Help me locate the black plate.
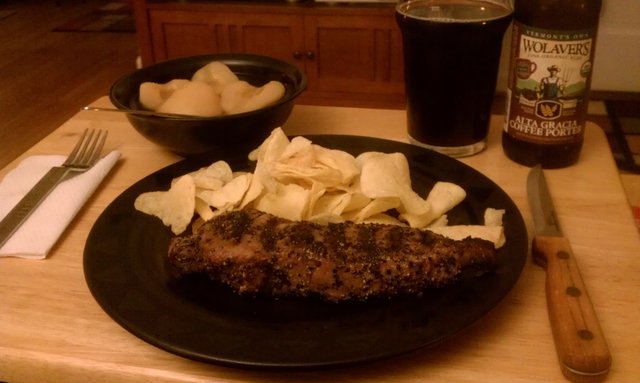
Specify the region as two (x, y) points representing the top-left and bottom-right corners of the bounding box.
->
(84, 135), (527, 370)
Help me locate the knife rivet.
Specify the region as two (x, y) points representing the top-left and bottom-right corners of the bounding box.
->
(566, 286), (581, 297)
(557, 251), (570, 260)
(578, 329), (594, 340)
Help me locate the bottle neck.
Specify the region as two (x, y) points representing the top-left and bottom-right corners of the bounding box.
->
(514, 0), (602, 30)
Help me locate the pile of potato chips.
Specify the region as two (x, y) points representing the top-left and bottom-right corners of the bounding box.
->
(135, 128), (505, 248)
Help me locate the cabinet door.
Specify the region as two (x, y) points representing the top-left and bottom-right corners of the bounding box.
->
(149, 10), (304, 65)
(303, 13), (404, 105)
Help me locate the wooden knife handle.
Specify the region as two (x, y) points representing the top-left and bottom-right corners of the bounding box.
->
(533, 236), (612, 382)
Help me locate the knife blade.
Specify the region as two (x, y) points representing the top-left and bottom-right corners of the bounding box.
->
(527, 165), (611, 382)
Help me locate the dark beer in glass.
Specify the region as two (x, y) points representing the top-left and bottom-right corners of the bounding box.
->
(396, 0), (513, 157)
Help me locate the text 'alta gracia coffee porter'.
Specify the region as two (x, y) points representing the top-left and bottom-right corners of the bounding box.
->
(502, 0), (602, 168)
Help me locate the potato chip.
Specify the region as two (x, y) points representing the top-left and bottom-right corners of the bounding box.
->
(278, 135), (314, 165)
(239, 175), (264, 209)
(248, 127), (290, 163)
(248, 128), (291, 194)
(134, 175), (195, 234)
(197, 173), (251, 211)
(399, 211), (436, 229)
(272, 161), (347, 189)
(425, 182), (467, 217)
(307, 181), (329, 218)
(341, 190), (371, 214)
(267, 137), (355, 189)
(192, 160), (233, 183)
(484, 208), (505, 227)
(426, 214), (449, 228)
(350, 197), (400, 223)
(312, 192), (351, 217)
(356, 151), (412, 186)
(313, 145), (359, 187)
(395, 181), (465, 229)
(187, 160), (233, 190)
(194, 197), (215, 221)
(358, 152), (432, 223)
(253, 182), (310, 221)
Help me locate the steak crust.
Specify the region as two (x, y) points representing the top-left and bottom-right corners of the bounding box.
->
(168, 209), (497, 301)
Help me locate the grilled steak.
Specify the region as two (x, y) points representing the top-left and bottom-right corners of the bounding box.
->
(168, 209), (497, 301)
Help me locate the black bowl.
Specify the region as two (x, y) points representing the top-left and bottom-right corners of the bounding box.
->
(110, 53), (306, 157)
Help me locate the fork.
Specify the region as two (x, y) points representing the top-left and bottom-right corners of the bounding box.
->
(0, 129), (108, 248)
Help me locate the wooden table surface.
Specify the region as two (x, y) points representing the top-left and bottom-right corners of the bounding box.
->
(1, 96), (639, 382)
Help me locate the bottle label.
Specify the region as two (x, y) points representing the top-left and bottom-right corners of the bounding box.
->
(504, 22), (597, 145)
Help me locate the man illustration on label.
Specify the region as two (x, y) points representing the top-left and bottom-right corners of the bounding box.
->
(539, 65), (564, 100)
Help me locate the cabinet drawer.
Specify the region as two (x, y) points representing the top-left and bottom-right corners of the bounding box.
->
(150, 10), (304, 64)
(304, 14), (403, 96)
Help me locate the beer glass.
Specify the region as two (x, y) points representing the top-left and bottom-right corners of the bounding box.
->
(396, 0), (513, 157)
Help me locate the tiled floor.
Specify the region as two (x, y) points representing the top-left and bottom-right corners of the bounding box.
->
(590, 99), (640, 173)
(589, 98), (640, 230)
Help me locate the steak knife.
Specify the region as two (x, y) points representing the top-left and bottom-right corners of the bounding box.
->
(527, 165), (611, 382)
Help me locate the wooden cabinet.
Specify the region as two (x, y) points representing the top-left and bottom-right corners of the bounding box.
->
(303, 13), (404, 107)
(133, 1), (405, 108)
(147, 8), (304, 65)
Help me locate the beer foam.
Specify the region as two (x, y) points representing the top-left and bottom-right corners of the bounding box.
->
(398, 1), (511, 23)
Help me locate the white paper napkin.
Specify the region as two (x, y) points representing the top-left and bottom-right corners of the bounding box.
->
(0, 150), (121, 259)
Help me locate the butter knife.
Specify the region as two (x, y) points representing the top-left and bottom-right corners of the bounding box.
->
(527, 165), (611, 382)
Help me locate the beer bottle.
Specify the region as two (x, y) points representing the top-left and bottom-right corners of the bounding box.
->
(502, 0), (602, 168)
